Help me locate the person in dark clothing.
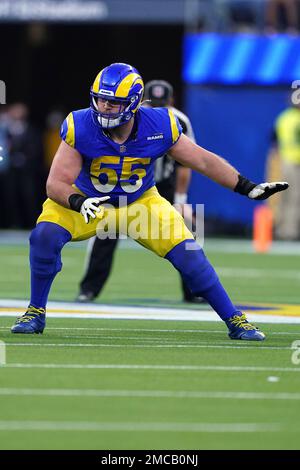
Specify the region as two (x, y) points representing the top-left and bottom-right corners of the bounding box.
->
(6, 103), (43, 228)
(0, 108), (11, 228)
(76, 80), (202, 303)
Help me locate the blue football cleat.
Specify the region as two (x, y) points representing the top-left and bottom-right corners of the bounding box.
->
(11, 306), (46, 334)
(225, 312), (265, 341)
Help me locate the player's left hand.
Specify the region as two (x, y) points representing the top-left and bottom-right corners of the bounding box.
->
(247, 182), (289, 200)
(234, 175), (289, 200)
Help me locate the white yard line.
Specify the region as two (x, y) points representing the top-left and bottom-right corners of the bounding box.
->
(1, 299), (300, 324)
(0, 388), (299, 400)
(58, 335), (300, 346)
(1, 326), (298, 336)
(2, 363), (300, 372)
(0, 420), (281, 433)
(59, 335), (241, 343)
(3, 342), (292, 350)
(60, 335), (200, 341)
(1, 311), (299, 323)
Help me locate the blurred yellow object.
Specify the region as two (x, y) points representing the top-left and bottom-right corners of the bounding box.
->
(253, 205), (273, 253)
(44, 128), (61, 169)
(265, 147), (282, 223)
(276, 108), (300, 165)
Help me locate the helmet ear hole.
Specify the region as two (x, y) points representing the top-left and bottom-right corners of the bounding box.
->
(92, 96), (98, 110)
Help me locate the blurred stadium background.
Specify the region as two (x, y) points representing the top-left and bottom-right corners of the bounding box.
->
(1, 0), (300, 451)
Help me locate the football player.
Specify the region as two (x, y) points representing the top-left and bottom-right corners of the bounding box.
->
(76, 79), (203, 304)
(11, 63), (289, 340)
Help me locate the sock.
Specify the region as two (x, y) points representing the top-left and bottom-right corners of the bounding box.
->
(165, 239), (239, 320)
(29, 222), (71, 310)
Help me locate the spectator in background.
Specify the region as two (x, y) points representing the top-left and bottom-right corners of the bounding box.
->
(6, 103), (43, 228)
(265, 0), (298, 34)
(0, 107), (9, 172)
(269, 99), (300, 240)
(0, 107), (11, 227)
(228, 0), (257, 32)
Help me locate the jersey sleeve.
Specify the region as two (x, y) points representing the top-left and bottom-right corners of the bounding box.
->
(60, 112), (75, 148)
(167, 108), (182, 146)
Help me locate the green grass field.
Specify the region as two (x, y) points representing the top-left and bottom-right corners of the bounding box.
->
(2, 239), (300, 305)
(0, 238), (300, 449)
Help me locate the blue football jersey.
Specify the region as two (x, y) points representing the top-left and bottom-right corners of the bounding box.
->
(60, 106), (182, 206)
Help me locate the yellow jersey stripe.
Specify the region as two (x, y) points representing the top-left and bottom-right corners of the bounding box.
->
(168, 109), (180, 143)
(115, 73), (143, 97)
(66, 113), (75, 148)
(92, 70), (103, 93)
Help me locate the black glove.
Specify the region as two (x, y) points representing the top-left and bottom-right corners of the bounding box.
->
(69, 194), (110, 223)
(234, 174), (289, 200)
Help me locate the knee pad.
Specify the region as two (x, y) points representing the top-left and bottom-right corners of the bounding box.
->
(30, 222), (71, 277)
(165, 239), (218, 294)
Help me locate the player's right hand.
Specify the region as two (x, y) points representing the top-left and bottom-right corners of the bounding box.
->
(68, 193), (110, 223)
(80, 197), (110, 223)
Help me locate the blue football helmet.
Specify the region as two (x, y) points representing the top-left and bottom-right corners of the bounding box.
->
(90, 63), (144, 129)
